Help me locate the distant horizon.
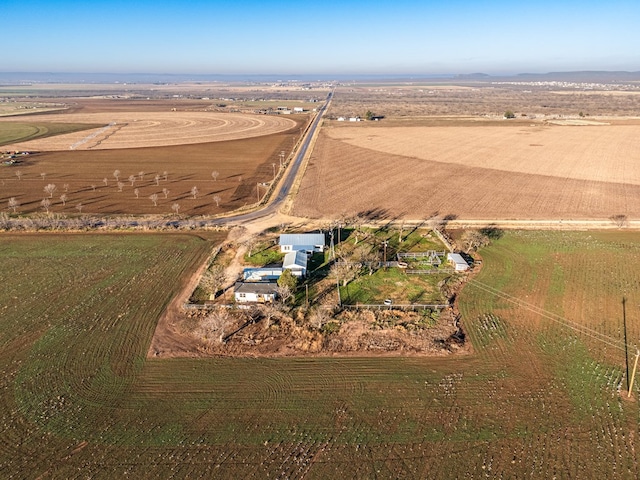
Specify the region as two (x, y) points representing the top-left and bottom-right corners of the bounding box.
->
(2, 70), (640, 84)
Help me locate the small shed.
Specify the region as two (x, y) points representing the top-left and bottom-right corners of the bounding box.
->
(279, 233), (325, 253)
(447, 253), (470, 271)
(283, 250), (308, 277)
(234, 282), (278, 303)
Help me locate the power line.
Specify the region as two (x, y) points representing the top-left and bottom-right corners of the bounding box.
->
(467, 278), (627, 352)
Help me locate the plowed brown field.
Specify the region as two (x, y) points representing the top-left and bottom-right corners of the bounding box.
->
(293, 121), (640, 220)
(0, 111), (295, 151)
(0, 101), (306, 215)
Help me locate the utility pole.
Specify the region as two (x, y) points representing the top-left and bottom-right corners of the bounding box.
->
(629, 350), (640, 397)
(256, 183), (260, 203)
(382, 240), (388, 266)
(623, 296), (630, 391)
(272, 162), (276, 180)
(280, 151), (285, 167)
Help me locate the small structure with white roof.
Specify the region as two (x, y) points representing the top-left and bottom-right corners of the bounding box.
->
(283, 250), (308, 277)
(279, 233), (325, 254)
(447, 253), (470, 271)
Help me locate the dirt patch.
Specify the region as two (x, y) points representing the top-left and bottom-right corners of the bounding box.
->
(176, 306), (469, 358)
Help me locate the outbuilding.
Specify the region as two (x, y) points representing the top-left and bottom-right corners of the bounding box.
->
(283, 250), (308, 277)
(447, 253), (470, 271)
(279, 233), (325, 253)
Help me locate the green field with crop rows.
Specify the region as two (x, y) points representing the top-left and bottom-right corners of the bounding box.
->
(2, 231), (640, 478)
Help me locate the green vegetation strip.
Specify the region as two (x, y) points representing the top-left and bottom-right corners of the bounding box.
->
(0, 122), (104, 146)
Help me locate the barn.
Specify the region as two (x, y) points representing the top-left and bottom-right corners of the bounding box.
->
(279, 233), (325, 253)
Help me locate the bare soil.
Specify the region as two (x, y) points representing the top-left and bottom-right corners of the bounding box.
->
(292, 122), (640, 221)
(0, 99), (308, 216)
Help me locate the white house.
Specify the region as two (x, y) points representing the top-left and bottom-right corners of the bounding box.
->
(349, 117), (361, 122)
(447, 253), (470, 271)
(283, 250), (308, 277)
(279, 233), (325, 253)
(293, 107), (304, 112)
(337, 117), (345, 121)
(234, 282), (278, 303)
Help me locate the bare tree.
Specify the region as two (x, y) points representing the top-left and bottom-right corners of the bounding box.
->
(134, 188), (139, 199)
(610, 214), (628, 228)
(15, 170), (22, 181)
(162, 188), (169, 199)
(171, 202), (180, 215)
(163, 170), (168, 181)
(8, 197), (19, 213)
(44, 183), (56, 198)
(41, 198), (51, 213)
(155, 174), (160, 186)
(350, 215), (365, 244)
(244, 237), (257, 257)
(213, 195), (221, 207)
(63, 183), (69, 192)
(276, 284), (293, 305)
(128, 174), (136, 186)
(138, 171), (145, 181)
(113, 169), (121, 182)
(330, 261), (356, 287)
(149, 193), (159, 207)
(460, 230), (490, 253)
(40, 172), (46, 181)
(103, 177), (108, 186)
(201, 265), (226, 299)
(191, 186), (198, 199)
(59, 193), (68, 206)
(195, 308), (230, 344)
(259, 304), (279, 329)
(309, 308), (331, 330)
(211, 170), (219, 182)
(76, 203), (83, 213)
(117, 181), (124, 192)
(91, 184), (96, 191)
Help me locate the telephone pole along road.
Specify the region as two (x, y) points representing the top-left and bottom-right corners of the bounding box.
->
(211, 90), (333, 226)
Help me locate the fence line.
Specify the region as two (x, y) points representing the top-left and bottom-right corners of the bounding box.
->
(397, 251), (446, 258)
(342, 303), (449, 311)
(406, 268), (455, 275)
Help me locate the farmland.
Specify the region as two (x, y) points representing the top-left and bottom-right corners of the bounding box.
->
(3, 231), (640, 477)
(0, 122), (101, 146)
(0, 100), (308, 216)
(293, 119), (640, 220)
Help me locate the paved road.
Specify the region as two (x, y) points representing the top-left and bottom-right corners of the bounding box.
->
(211, 90), (333, 225)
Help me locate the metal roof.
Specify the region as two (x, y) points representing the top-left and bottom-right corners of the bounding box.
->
(278, 233), (325, 246)
(234, 282), (278, 294)
(283, 250), (308, 269)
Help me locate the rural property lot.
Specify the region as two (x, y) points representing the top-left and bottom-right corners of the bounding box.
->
(293, 120), (640, 220)
(3, 231), (640, 477)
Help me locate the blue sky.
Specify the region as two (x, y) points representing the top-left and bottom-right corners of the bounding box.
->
(2, 0), (639, 75)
